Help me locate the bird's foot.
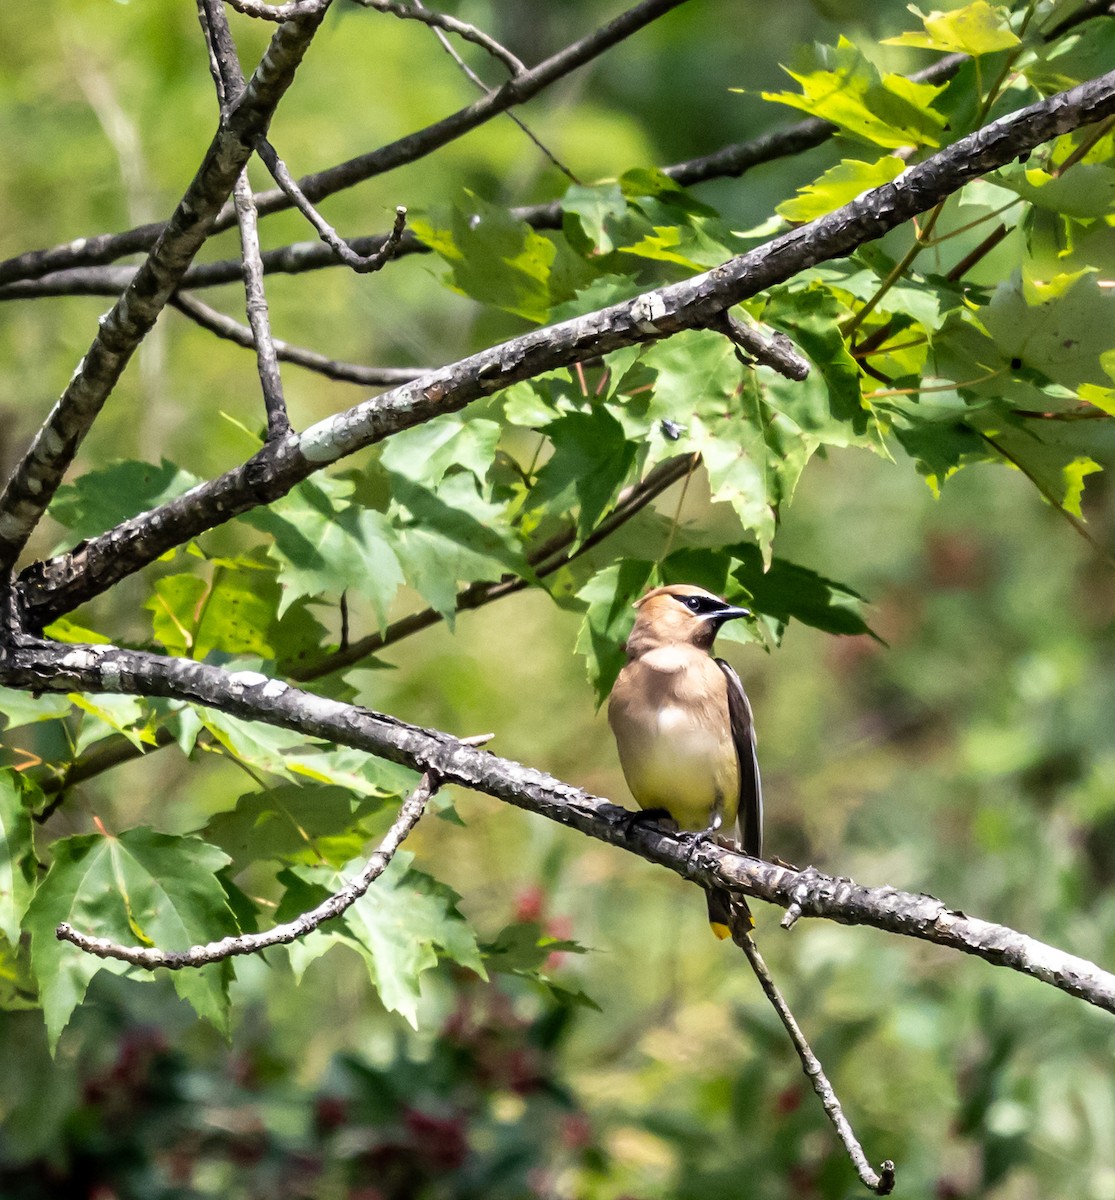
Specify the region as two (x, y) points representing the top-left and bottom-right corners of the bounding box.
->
(617, 806), (678, 838)
(677, 817), (723, 867)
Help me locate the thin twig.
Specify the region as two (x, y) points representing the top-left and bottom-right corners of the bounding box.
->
(734, 928), (896, 1195)
(977, 429), (1115, 568)
(354, 0), (525, 74)
(200, 0), (291, 436)
(1053, 112), (1115, 175)
(945, 222), (1010, 281)
(171, 292), (427, 386)
(232, 170), (290, 436)
(56, 771), (438, 968)
(256, 136), (409, 273)
(406, 0), (580, 183)
(224, 0), (331, 20)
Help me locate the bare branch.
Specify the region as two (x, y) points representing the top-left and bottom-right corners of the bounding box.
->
(711, 310), (810, 381)
(56, 772), (436, 968)
(736, 930), (895, 1194)
(0, 0), (689, 293)
(224, 0), (331, 20)
(403, 0), (579, 183)
(0, 55), (970, 302)
(256, 135), (410, 274)
(354, 0), (526, 75)
(0, 8), (329, 570)
(232, 170), (291, 436)
(198, 0), (292, 436)
(218, 0), (694, 222)
(171, 292), (427, 386)
(18, 65), (1115, 627)
(3, 639), (1114, 1016)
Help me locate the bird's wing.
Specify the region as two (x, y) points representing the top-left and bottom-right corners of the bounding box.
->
(715, 658), (762, 858)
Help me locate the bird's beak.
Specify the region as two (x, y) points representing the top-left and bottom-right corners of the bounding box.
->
(713, 604), (751, 622)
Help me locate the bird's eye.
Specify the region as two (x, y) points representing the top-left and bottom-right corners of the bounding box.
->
(685, 597), (703, 612)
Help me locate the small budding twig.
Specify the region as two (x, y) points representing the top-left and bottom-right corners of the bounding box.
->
(56, 770), (443, 969)
(733, 921), (896, 1195)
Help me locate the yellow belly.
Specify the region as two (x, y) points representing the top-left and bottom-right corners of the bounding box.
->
(617, 704), (739, 831)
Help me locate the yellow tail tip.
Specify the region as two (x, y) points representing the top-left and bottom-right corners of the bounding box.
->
(709, 921), (732, 940)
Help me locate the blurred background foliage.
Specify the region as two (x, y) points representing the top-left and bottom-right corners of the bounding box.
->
(3, 0), (1115, 1198)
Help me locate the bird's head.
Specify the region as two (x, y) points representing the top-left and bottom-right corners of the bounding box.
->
(626, 584), (751, 654)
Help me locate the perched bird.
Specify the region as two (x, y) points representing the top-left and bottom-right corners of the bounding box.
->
(607, 584), (762, 938)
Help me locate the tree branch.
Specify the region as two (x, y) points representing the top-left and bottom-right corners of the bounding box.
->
(256, 133), (410, 274)
(170, 291), (428, 386)
(736, 930), (895, 1195)
(199, 0), (292, 438)
(2, 638), (1113, 1016)
(355, 0), (526, 76)
(0, 0), (692, 293)
(0, 7), (329, 570)
(18, 66), (1115, 627)
(223, 0), (331, 20)
(56, 771), (437, 967)
(710, 310), (810, 381)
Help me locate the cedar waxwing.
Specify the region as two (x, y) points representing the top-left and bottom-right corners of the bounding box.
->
(607, 584), (762, 938)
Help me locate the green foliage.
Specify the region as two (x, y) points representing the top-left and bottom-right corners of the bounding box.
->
(884, 2), (1021, 57)
(276, 853), (484, 1029)
(760, 37), (950, 148)
(0, 772), (36, 945)
(25, 828), (237, 1048)
(48, 458), (199, 545)
(5, 0), (1115, 1195)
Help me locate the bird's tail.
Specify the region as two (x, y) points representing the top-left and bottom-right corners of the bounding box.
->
(705, 886), (753, 940)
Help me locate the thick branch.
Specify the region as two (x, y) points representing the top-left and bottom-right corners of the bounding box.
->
(2, 639), (1113, 1015)
(0, 8), (329, 570)
(19, 67), (1115, 627)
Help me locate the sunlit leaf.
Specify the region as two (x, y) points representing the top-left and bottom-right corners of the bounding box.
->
(761, 37), (948, 149)
(243, 478), (405, 628)
(778, 155), (906, 223)
(26, 829), (237, 1048)
(276, 852), (484, 1028)
(884, 3), (1020, 56)
(0, 770), (37, 944)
